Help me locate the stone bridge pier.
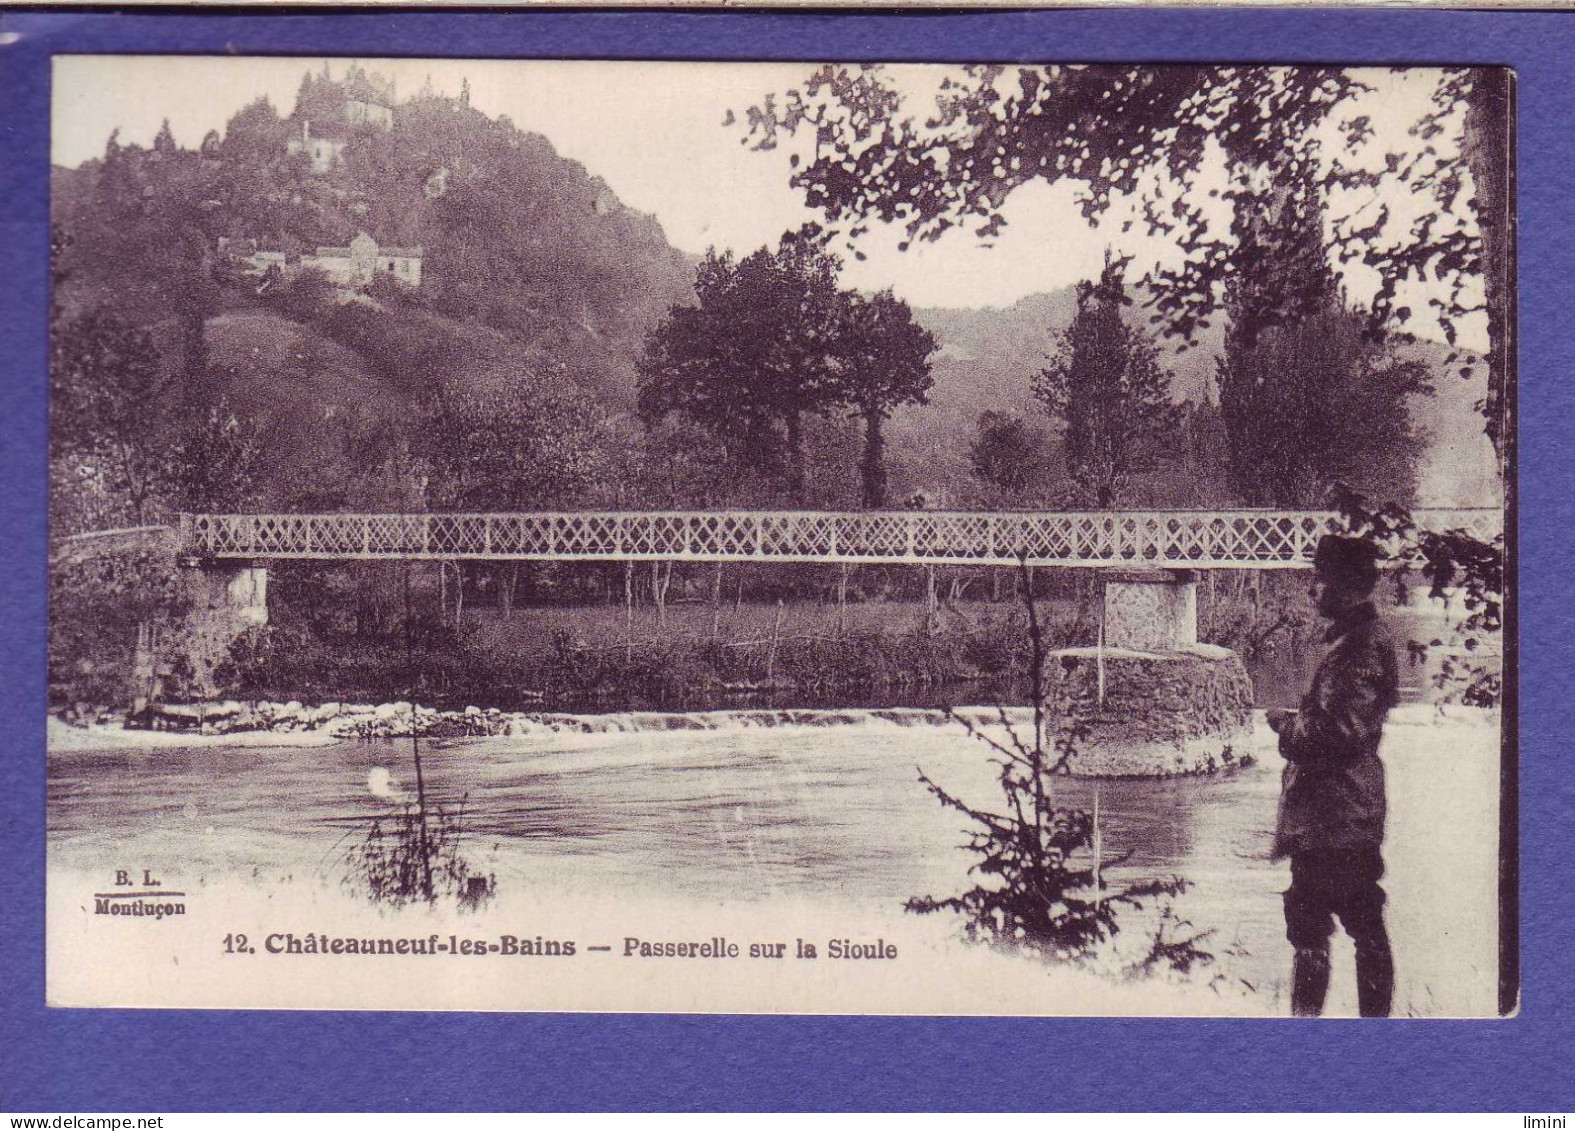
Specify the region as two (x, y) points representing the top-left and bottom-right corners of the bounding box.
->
(1048, 569), (1255, 777)
(171, 557), (269, 696)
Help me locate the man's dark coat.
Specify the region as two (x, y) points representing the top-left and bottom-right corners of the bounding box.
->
(1273, 602), (1400, 858)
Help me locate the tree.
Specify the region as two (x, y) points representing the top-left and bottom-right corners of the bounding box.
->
(968, 411), (1047, 497)
(69, 126), (223, 385)
(50, 309), (173, 524)
(293, 68), (349, 128)
(1330, 485), (1503, 711)
(167, 398), (265, 512)
(412, 367), (612, 511)
(1218, 176), (1432, 506)
(1174, 399), (1233, 507)
(411, 367), (615, 621)
(1378, 68), (1512, 462)
(49, 547), (192, 713)
(1219, 307), (1431, 507)
(269, 265), (337, 323)
(743, 66), (1505, 441)
(51, 307), (263, 524)
(827, 289), (936, 508)
(153, 118), (178, 156)
(620, 417), (735, 509)
(1460, 71), (1513, 463)
(221, 97), (287, 159)
(1034, 257), (1181, 508)
(637, 234), (844, 491)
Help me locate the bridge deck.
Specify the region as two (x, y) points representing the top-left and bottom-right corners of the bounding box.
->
(52, 524), (179, 565)
(178, 509), (1502, 570)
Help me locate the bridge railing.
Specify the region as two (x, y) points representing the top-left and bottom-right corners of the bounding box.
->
(179, 508), (1503, 569)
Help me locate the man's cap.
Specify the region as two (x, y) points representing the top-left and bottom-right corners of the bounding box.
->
(1312, 534), (1383, 588)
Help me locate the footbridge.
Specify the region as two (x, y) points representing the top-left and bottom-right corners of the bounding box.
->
(174, 508), (1501, 570)
(58, 507), (1502, 700)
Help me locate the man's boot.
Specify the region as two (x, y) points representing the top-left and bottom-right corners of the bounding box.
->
(1291, 947), (1330, 1017)
(1355, 936), (1395, 1018)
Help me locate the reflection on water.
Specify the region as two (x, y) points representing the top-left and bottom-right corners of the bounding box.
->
(1247, 604), (1476, 708)
(506, 605), (1469, 715)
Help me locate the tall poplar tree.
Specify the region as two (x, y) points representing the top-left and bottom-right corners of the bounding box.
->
(1034, 256), (1180, 509)
(1217, 176), (1431, 506)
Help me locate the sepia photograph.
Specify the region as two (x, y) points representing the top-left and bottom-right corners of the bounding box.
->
(44, 55), (1511, 1018)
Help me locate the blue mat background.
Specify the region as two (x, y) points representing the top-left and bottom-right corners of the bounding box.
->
(0, 8), (1565, 1112)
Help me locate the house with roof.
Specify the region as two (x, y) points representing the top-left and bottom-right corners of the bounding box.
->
(221, 231), (421, 290)
(286, 68), (396, 174)
(301, 232), (423, 287)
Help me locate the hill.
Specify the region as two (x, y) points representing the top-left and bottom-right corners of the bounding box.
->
(893, 290), (1224, 506)
(51, 65), (695, 413)
(48, 65), (711, 513)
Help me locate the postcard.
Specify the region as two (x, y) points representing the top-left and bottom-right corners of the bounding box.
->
(45, 55), (1512, 1017)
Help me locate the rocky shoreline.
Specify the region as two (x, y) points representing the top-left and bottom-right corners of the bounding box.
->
(48, 695), (1275, 779)
(111, 698), (1049, 741)
(127, 698), (536, 740)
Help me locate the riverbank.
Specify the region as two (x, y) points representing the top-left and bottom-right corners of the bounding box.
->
(53, 574), (1336, 719)
(226, 603), (1069, 716)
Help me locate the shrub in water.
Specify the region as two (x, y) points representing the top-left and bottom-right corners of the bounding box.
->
(343, 797), (496, 911)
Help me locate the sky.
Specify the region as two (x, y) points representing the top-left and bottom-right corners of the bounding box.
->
(52, 56), (1476, 327)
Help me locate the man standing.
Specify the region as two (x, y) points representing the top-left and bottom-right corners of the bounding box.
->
(1267, 534), (1401, 1018)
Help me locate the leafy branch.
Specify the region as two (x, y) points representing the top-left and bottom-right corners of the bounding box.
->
(1329, 483), (1504, 708)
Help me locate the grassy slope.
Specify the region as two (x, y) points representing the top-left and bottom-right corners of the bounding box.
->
(204, 308), (399, 509)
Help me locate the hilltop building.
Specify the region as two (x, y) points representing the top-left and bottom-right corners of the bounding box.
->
(287, 67), (397, 174)
(343, 69), (396, 130)
(219, 237), (289, 277)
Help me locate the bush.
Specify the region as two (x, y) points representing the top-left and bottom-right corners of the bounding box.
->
(1330, 484), (1504, 708)
(268, 266), (337, 323)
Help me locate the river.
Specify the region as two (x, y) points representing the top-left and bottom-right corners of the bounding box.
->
(47, 692), (1501, 1016)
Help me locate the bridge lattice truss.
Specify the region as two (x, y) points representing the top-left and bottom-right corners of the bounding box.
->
(179, 509), (1503, 570)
